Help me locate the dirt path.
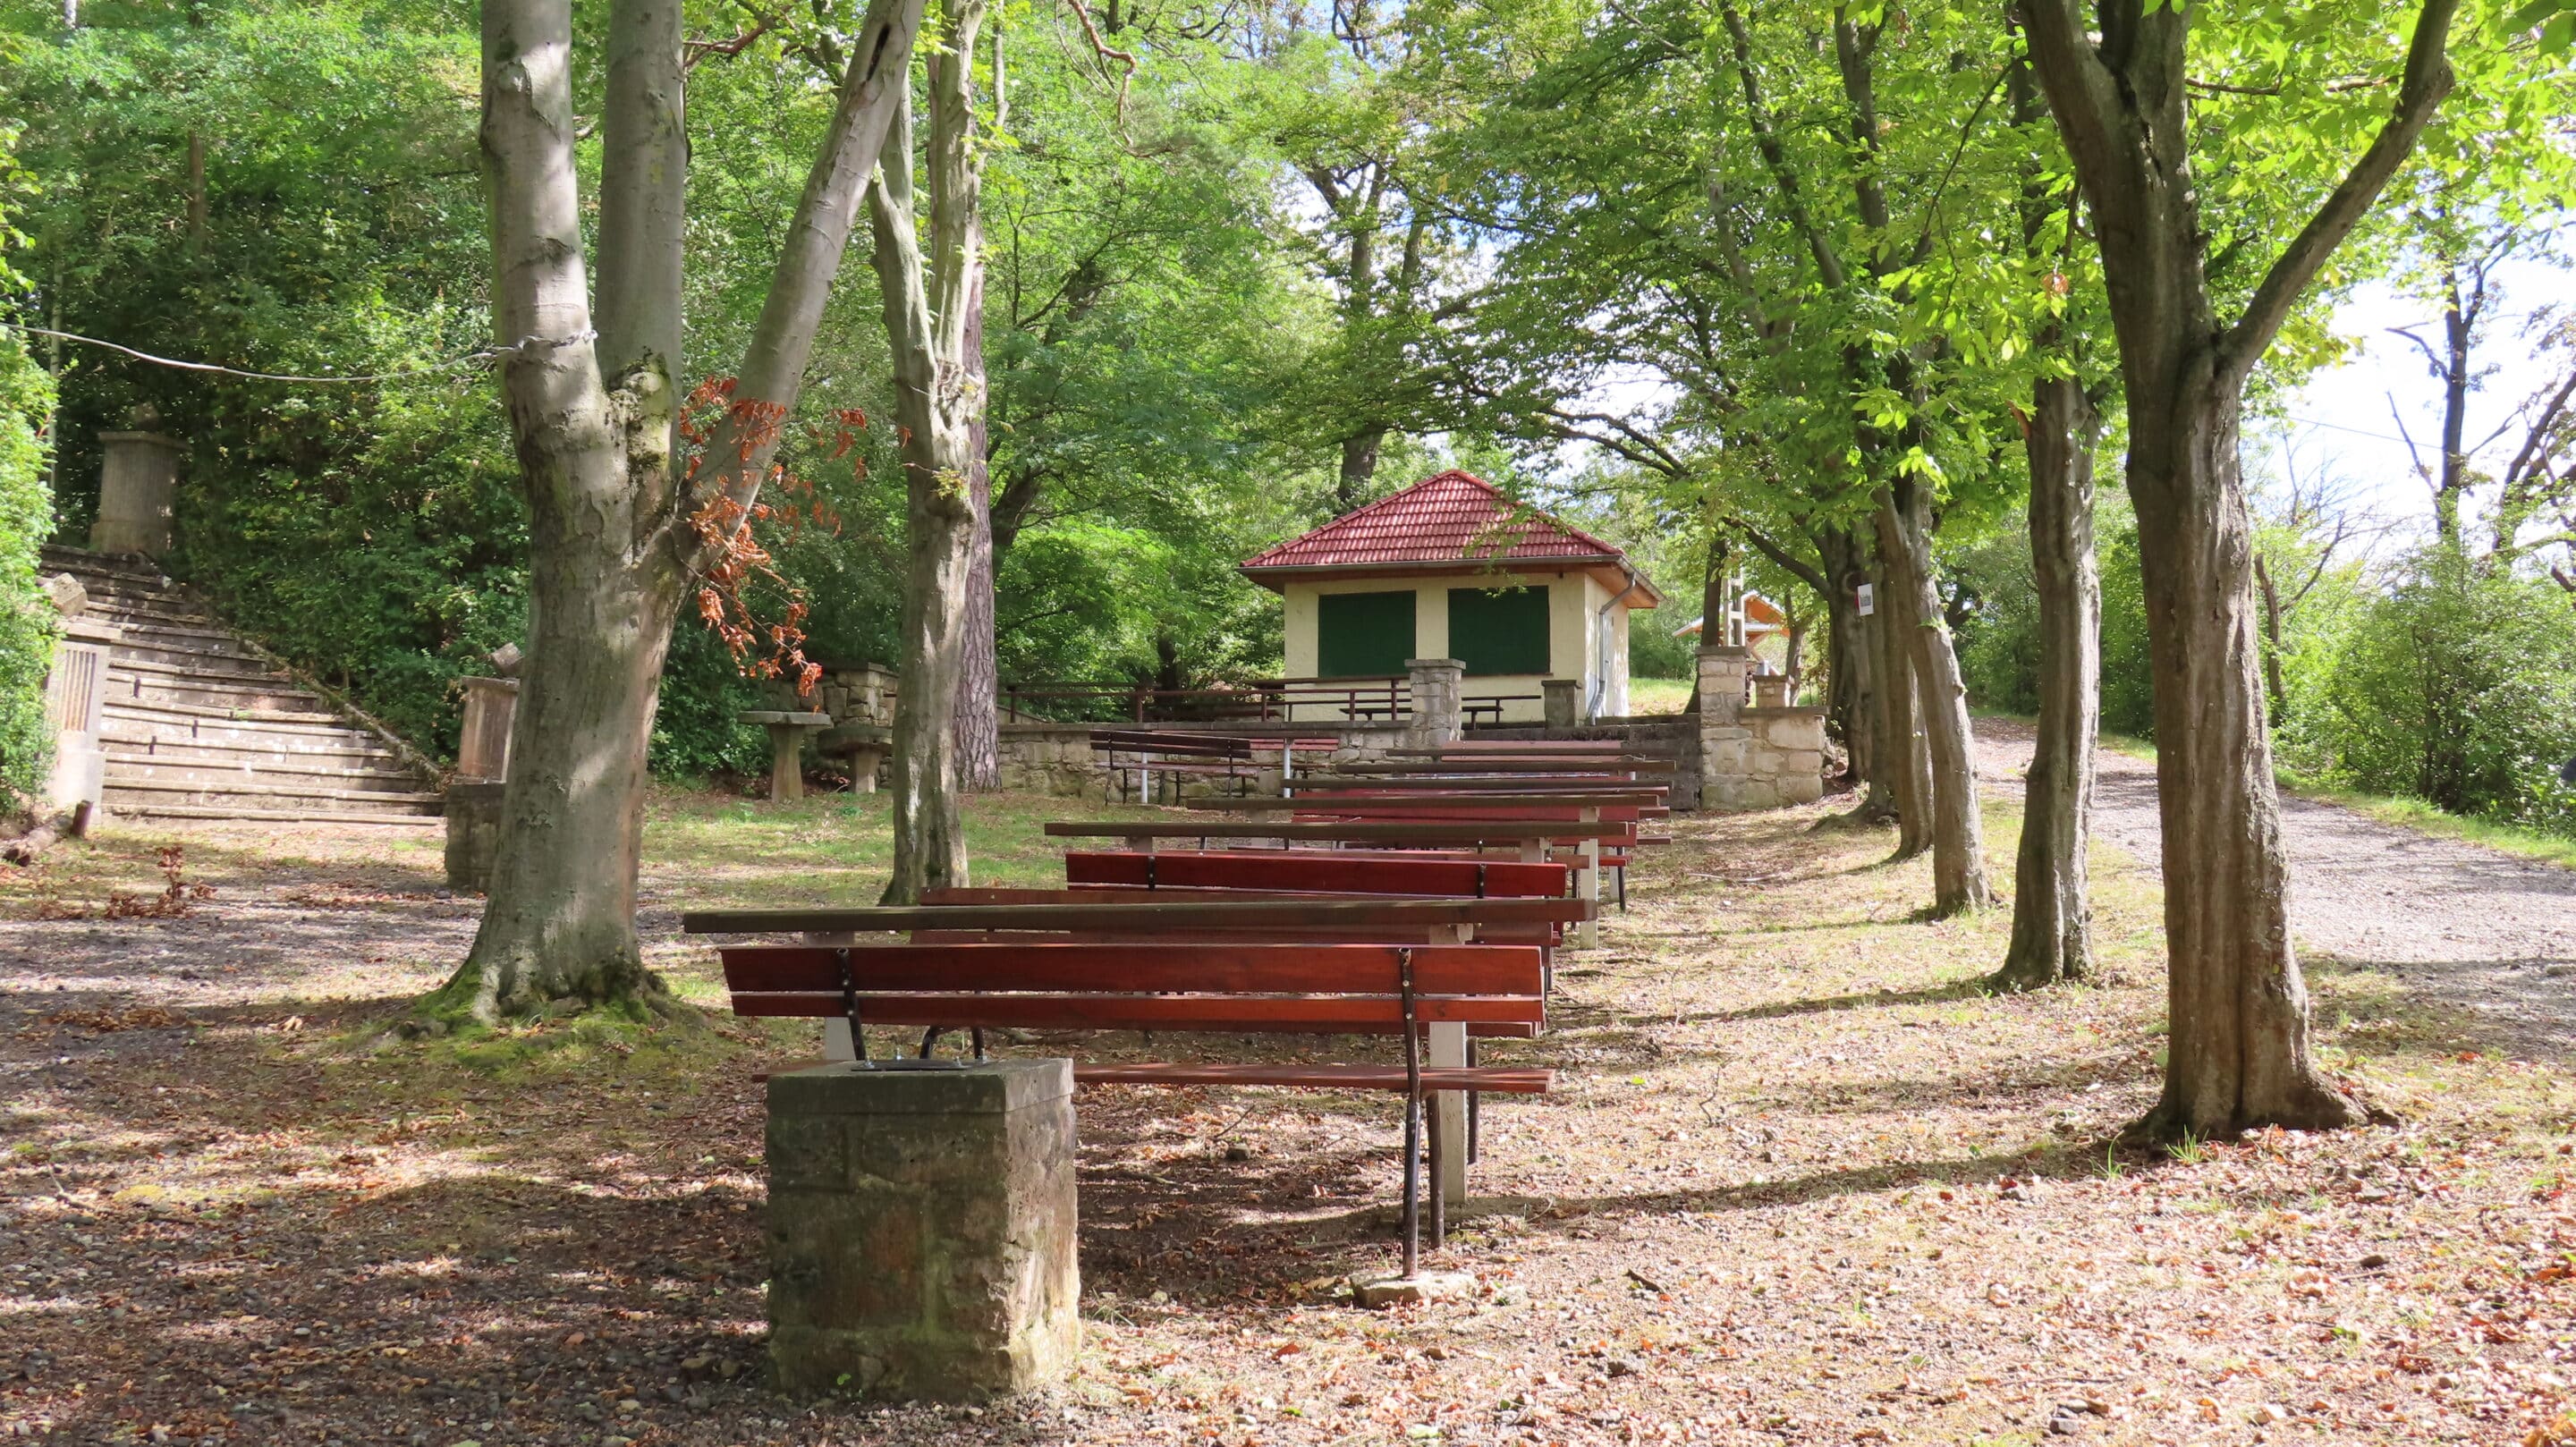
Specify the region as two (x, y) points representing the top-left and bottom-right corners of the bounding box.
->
(1978, 717), (2576, 1057)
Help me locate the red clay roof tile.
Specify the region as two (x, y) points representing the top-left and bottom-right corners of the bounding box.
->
(1240, 471), (1631, 574)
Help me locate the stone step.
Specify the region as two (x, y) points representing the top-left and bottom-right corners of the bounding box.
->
(78, 597), (228, 632)
(106, 633), (274, 674)
(102, 732), (407, 769)
(100, 670), (332, 715)
(108, 802), (446, 827)
(102, 701), (386, 753)
(102, 753), (426, 791)
(102, 777), (445, 815)
(38, 547), (179, 591)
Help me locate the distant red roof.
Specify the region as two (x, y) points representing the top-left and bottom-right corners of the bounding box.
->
(1241, 471), (1659, 602)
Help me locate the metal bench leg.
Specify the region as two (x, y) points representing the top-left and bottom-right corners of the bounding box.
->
(1398, 949), (1422, 1277)
(805, 930), (860, 1063)
(1617, 864), (1628, 913)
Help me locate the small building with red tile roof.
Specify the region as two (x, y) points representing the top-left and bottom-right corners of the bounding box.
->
(1239, 470), (1663, 722)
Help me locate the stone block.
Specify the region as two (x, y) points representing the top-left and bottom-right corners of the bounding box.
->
(443, 781), (508, 893)
(1758, 708), (1828, 753)
(765, 1061), (1079, 1401)
(91, 430), (182, 557)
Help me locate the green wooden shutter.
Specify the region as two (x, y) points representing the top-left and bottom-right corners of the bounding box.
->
(1316, 590), (1417, 677)
(1448, 585), (1551, 676)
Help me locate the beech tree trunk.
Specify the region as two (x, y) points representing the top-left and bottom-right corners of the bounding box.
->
(874, 0), (993, 901)
(444, 0), (922, 1020)
(2023, 0), (2460, 1135)
(953, 221), (1000, 792)
(1877, 478), (1991, 912)
(1335, 426), (1388, 513)
(1996, 370), (2103, 989)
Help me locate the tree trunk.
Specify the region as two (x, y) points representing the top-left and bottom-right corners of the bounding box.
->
(2253, 550), (2289, 722)
(1996, 371), (2102, 989)
(2128, 374), (2360, 1134)
(2021, 0), (2458, 1136)
(1869, 507), (1931, 853)
(1335, 426), (1388, 513)
(874, 0), (992, 901)
(1818, 526), (1880, 797)
(1877, 478), (1992, 912)
(444, 0), (923, 1020)
(443, 0), (676, 1020)
(953, 258), (1000, 790)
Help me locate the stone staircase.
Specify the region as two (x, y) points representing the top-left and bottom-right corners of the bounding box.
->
(39, 546), (445, 825)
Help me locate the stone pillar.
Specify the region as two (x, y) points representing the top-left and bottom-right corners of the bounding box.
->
(42, 580), (115, 826)
(766, 1061), (1080, 1400)
(1750, 673), (1794, 709)
(1405, 658), (1464, 746)
(453, 678), (519, 782)
(90, 430), (183, 558)
(1541, 677), (1580, 731)
(443, 780), (508, 893)
(1697, 646), (1753, 809)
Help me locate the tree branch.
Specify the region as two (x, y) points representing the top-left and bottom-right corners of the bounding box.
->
(2219, 0), (2463, 382)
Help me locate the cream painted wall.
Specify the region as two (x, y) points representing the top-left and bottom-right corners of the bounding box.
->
(1277, 569), (1639, 724)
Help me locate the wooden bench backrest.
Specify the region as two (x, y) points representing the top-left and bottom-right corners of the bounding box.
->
(1090, 729), (1255, 760)
(719, 942), (1546, 1035)
(1063, 849), (1569, 897)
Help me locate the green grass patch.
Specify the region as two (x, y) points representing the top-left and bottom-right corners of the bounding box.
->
(2274, 772), (2576, 871)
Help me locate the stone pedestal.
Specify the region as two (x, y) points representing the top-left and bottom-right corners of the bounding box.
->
(454, 677), (519, 782)
(1541, 677), (1580, 730)
(1751, 673), (1795, 709)
(766, 1061), (1080, 1400)
(90, 431), (182, 557)
(42, 617), (117, 825)
(444, 780), (508, 893)
(741, 710), (833, 801)
(1406, 658), (1464, 747)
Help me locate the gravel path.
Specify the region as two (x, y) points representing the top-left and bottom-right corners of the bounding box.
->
(1977, 717), (2576, 1058)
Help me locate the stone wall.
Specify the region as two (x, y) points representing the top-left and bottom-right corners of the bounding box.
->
(997, 720), (1428, 800)
(1696, 645), (1826, 811)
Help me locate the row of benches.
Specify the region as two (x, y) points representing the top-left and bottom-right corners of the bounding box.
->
(689, 739), (1678, 1275)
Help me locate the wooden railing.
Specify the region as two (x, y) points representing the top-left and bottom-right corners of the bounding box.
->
(1002, 675), (1410, 725)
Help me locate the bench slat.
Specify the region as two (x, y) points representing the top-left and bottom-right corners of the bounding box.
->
(719, 942), (1545, 996)
(723, 990), (1543, 1032)
(1074, 1062), (1552, 1093)
(1062, 850), (1569, 897)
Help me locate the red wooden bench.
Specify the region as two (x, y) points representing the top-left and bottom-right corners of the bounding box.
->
(696, 927), (1550, 1269)
(1089, 729), (1260, 800)
(1063, 848), (1570, 899)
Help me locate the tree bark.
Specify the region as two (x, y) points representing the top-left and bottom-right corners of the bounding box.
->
(874, 0), (993, 901)
(2021, 0), (2461, 1135)
(1818, 525), (1881, 799)
(2253, 550), (2290, 722)
(1996, 370), (2102, 988)
(445, 0), (923, 1020)
(1335, 425), (1388, 513)
(951, 167), (998, 790)
(446, 0), (678, 1019)
(1871, 534), (1930, 854)
(1877, 478), (1991, 911)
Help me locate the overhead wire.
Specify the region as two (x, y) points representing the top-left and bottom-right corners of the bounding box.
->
(0, 320), (594, 385)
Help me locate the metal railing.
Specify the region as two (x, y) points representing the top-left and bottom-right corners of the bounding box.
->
(1001, 675), (1411, 725)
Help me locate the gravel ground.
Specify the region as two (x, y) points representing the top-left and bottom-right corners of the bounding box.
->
(1977, 717), (2576, 1058)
